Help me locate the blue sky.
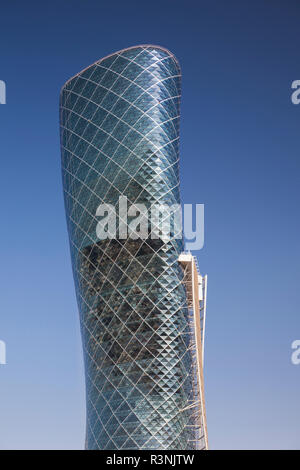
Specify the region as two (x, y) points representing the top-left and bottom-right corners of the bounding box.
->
(0, 0), (299, 449)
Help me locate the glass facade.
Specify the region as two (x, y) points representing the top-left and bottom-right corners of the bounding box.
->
(60, 45), (206, 450)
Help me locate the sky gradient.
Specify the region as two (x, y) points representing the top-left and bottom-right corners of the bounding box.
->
(0, 0), (299, 449)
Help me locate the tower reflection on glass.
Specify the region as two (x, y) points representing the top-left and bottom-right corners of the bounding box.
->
(60, 45), (208, 450)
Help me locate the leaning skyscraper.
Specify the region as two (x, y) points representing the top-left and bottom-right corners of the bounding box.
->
(60, 45), (208, 450)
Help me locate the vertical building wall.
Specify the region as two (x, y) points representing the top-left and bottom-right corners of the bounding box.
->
(60, 45), (198, 450)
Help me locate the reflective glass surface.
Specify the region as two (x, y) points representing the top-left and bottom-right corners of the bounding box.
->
(60, 45), (201, 450)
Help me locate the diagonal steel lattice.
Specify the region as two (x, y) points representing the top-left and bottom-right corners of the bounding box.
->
(60, 45), (207, 450)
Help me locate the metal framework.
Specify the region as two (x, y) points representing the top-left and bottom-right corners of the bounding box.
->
(178, 252), (208, 450)
(60, 44), (209, 450)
